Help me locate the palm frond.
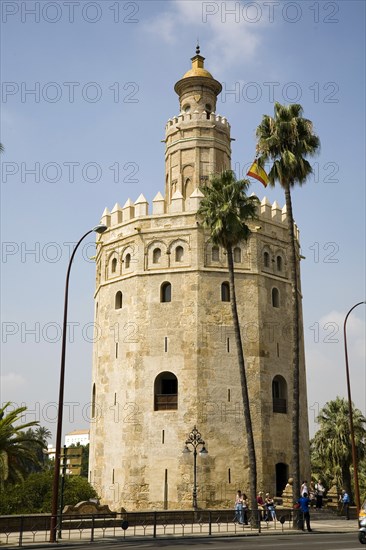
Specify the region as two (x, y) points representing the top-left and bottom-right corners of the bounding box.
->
(255, 102), (320, 189)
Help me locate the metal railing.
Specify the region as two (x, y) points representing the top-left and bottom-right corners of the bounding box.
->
(273, 398), (287, 413)
(0, 509), (312, 547)
(154, 394), (178, 410)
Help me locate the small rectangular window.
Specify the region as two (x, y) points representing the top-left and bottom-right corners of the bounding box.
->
(164, 469), (168, 510)
(162, 430), (165, 444)
(115, 343), (118, 358)
(164, 337), (168, 352)
(228, 468), (231, 483)
(228, 389), (231, 402)
(227, 337), (230, 352)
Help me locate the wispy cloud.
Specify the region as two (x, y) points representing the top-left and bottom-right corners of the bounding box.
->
(144, 10), (178, 44)
(143, 0), (266, 72)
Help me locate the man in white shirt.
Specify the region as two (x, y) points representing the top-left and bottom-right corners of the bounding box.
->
(315, 479), (326, 509)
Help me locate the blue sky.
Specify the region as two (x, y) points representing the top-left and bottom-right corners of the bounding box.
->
(1, 0), (365, 440)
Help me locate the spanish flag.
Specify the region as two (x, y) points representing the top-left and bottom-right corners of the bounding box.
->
(247, 160), (269, 187)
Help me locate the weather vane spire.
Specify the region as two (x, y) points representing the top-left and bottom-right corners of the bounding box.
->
(196, 39), (200, 55)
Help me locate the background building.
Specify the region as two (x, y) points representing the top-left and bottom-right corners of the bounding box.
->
(65, 429), (90, 448)
(89, 50), (310, 511)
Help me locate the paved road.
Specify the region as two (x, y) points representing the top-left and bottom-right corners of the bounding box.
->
(41, 532), (361, 550)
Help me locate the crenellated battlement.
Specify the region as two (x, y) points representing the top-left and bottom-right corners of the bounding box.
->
(165, 111), (230, 132)
(99, 190), (299, 240)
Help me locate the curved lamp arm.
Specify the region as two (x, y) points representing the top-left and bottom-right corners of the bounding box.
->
(343, 300), (365, 515)
(50, 224), (107, 542)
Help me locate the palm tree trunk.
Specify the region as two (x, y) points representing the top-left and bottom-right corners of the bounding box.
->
(283, 185), (301, 514)
(226, 246), (258, 524)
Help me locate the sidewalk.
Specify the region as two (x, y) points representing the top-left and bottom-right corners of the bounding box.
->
(258, 516), (358, 535)
(0, 515), (359, 547)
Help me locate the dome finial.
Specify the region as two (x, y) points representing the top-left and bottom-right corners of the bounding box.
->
(196, 40), (200, 55)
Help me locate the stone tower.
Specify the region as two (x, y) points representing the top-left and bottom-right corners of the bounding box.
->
(89, 49), (310, 511)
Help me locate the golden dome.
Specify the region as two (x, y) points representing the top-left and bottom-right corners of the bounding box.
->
(182, 66), (213, 79)
(174, 46), (222, 96)
(181, 46), (214, 80)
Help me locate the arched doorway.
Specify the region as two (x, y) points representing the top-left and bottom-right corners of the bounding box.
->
(275, 463), (288, 497)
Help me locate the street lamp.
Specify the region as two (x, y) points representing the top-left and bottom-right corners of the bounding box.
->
(182, 425), (208, 510)
(50, 224), (107, 542)
(343, 300), (365, 515)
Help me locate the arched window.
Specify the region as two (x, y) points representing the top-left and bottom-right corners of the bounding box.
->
(264, 251), (270, 268)
(272, 375), (287, 413)
(115, 291), (122, 309)
(205, 103), (212, 119)
(175, 246), (184, 262)
(154, 371), (178, 410)
(125, 253), (131, 269)
(212, 246), (219, 261)
(234, 247), (241, 263)
(276, 255), (283, 272)
(111, 258), (117, 273)
(221, 282), (230, 302)
(153, 248), (161, 264)
(161, 282), (171, 303)
(272, 287), (280, 308)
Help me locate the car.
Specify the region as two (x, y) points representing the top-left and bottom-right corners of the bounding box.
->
(358, 500), (366, 544)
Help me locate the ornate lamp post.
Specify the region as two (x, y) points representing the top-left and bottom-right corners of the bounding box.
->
(50, 224), (107, 543)
(343, 300), (365, 515)
(182, 425), (208, 510)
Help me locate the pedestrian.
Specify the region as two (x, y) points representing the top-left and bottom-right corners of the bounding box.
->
(242, 493), (249, 525)
(315, 479), (326, 509)
(301, 480), (308, 497)
(234, 490), (244, 524)
(339, 489), (350, 520)
(297, 492), (312, 532)
(265, 493), (276, 521)
(309, 481), (316, 505)
(256, 491), (265, 521)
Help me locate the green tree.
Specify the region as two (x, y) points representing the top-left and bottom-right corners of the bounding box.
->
(0, 469), (98, 514)
(23, 426), (52, 473)
(197, 169), (259, 519)
(0, 403), (42, 487)
(63, 474), (97, 506)
(255, 102), (320, 503)
(80, 443), (89, 477)
(311, 397), (366, 502)
(359, 456), (366, 502)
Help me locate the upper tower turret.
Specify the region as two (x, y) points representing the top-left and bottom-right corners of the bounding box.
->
(174, 45), (222, 116)
(164, 47), (231, 204)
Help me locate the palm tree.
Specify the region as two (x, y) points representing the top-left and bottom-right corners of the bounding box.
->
(197, 170), (259, 520)
(255, 102), (320, 504)
(23, 426), (52, 473)
(0, 402), (42, 487)
(312, 397), (366, 501)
